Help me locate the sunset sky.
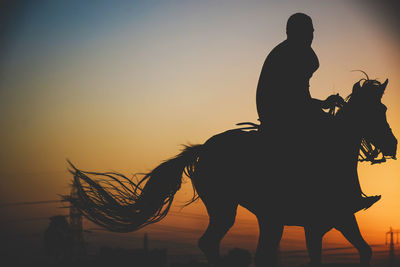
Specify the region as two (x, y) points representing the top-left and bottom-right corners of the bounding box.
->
(0, 0), (399, 263)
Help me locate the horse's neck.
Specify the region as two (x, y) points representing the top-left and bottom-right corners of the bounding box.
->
(335, 107), (361, 167)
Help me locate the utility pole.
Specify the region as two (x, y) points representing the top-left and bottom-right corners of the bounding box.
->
(69, 179), (86, 259)
(386, 227), (400, 266)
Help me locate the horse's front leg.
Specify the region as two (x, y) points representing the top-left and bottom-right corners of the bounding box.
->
(255, 216), (284, 267)
(304, 225), (331, 266)
(335, 214), (372, 266)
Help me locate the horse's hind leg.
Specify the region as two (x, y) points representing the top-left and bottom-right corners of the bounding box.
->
(254, 216), (284, 267)
(305, 226), (323, 266)
(335, 215), (372, 265)
(198, 199), (238, 266)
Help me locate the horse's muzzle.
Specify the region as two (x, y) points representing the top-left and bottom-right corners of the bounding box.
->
(383, 135), (398, 159)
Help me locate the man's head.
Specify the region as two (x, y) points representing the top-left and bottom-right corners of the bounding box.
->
(286, 13), (314, 46)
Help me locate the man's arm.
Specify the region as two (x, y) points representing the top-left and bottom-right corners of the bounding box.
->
(312, 98), (330, 109)
(312, 94), (344, 110)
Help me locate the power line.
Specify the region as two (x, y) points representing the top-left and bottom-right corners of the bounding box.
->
(0, 199), (66, 207)
(0, 215), (70, 224)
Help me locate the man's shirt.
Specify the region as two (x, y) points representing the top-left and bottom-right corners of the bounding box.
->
(256, 39), (319, 122)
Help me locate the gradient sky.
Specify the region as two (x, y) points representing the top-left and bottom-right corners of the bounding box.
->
(0, 0), (399, 261)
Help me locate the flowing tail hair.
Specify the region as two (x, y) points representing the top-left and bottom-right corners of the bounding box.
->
(64, 144), (202, 233)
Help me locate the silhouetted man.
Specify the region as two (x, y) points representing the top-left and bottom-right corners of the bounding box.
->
(256, 13), (379, 211)
(257, 13), (337, 127)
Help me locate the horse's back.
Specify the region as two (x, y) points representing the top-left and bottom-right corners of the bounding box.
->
(197, 128), (282, 206)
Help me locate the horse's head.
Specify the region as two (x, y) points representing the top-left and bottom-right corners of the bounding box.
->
(347, 78), (397, 161)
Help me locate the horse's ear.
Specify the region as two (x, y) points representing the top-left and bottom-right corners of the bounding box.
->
(352, 81), (361, 95)
(380, 79), (388, 97)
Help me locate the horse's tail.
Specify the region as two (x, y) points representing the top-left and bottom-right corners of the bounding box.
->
(65, 144), (202, 233)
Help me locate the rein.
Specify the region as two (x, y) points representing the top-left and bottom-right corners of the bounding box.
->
(235, 122), (260, 130)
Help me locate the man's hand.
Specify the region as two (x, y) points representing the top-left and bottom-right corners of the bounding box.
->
(324, 94), (345, 109)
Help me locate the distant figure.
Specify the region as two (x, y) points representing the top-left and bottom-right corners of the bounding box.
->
(255, 13), (379, 210)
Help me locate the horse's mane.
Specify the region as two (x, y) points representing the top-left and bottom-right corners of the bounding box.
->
(344, 80), (384, 103)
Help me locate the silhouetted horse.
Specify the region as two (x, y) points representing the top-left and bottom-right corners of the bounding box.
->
(67, 78), (397, 267)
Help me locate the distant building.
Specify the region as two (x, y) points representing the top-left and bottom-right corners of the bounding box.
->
(44, 215), (73, 263)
